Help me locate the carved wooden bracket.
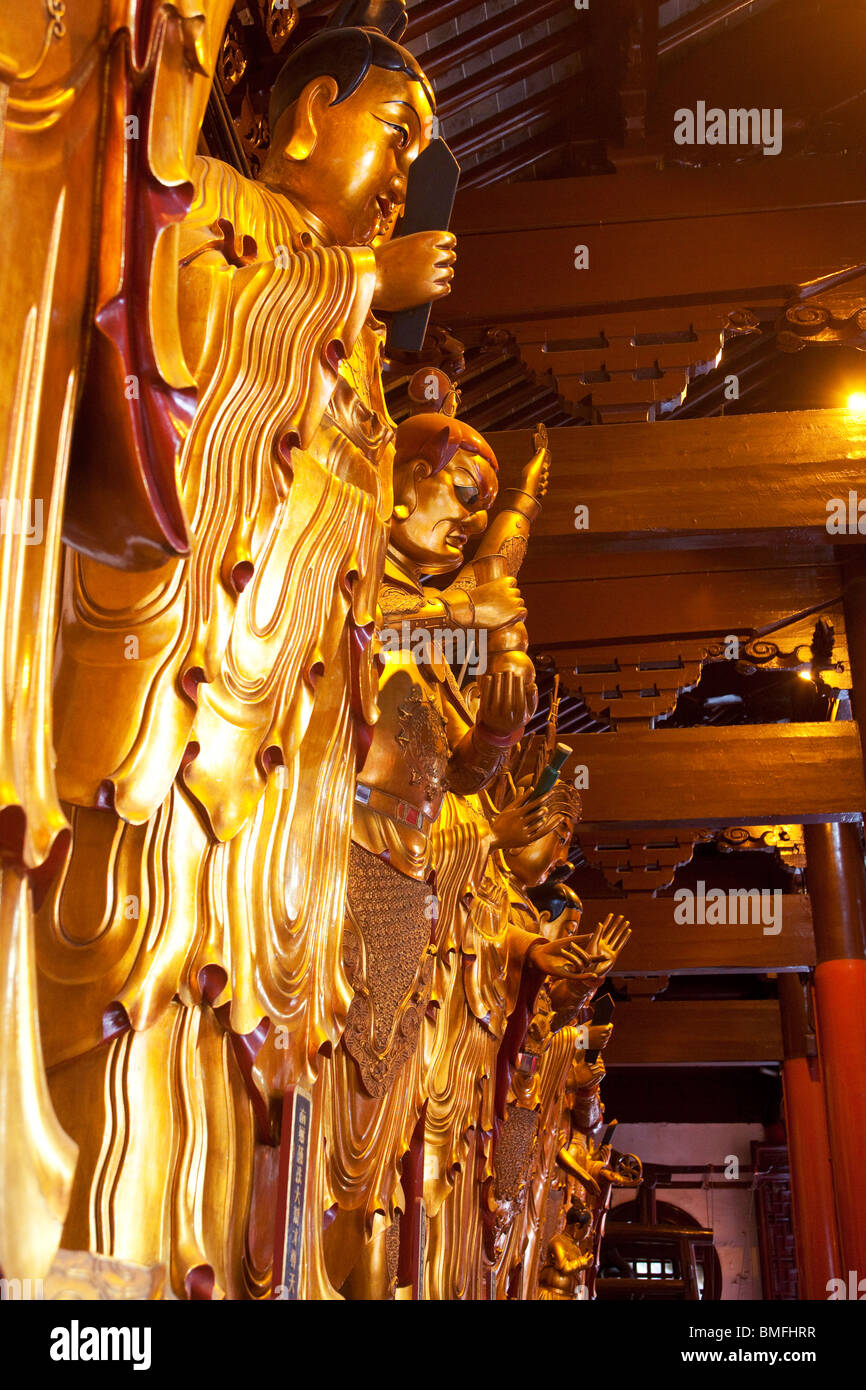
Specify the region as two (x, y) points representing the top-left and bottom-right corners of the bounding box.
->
(716, 825), (806, 879)
(542, 612), (848, 728)
(569, 644), (710, 726)
(575, 828), (712, 894)
(776, 295), (866, 354)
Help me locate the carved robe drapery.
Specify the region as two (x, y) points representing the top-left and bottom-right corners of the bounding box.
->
(36, 155), (393, 1296)
(517, 1022), (590, 1300)
(423, 793), (545, 1300)
(0, 0), (239, 1283)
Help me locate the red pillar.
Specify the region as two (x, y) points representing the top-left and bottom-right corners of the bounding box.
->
(778, 972), (841, 1298)
(803, 821), (866, 1281)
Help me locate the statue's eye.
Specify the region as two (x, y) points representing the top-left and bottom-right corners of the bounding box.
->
(455, 484), (480, 508)
(374, 116), (411, 148)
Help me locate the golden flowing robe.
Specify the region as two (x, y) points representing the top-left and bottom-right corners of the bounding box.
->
(0, 0), (236, 1285)
(423, 793), (544, 1300)
(35, 155), (392, 1297)
(518, 1022), (590, 1300)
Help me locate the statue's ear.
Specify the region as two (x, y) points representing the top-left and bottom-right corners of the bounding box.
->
(393, 457), (430, 521)
(462, 680), (481, 716)
(283, 77), (339, 162)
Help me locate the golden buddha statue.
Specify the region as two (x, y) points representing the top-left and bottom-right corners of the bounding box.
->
(0, 0), (244, 1284)
(0, 0), (643, 1306)
(353, 415), (588, 1301)
(31, 8), (456, 1299)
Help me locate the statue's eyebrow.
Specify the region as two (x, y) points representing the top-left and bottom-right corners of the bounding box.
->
(454, 459), (482, 483)
(378, 99), (423, 132)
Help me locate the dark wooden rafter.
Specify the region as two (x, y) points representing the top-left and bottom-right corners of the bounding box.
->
(460, 128), (573, 190)
(448, 76), (577, 162)
(436, 22), (589, 123)
(561, 723), (865, 830)
(604, 1000), (784, 1065)
(487, 410), (866, 548)
(600, 894), (815, 976)
(658, 0), (786, 61)
(383, 330), (591, 431)
(421, 0), (567, 83)
(404, 0), (483, 44)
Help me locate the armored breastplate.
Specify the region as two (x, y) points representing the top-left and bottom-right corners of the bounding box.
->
(342, 844), (435, 1097)
(494, 1103), (541, 1219)
(395, 685), (450, 802)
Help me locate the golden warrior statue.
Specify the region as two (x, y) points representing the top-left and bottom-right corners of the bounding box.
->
(311, 411), (559, 1298)
(360, 416), (591, 1301)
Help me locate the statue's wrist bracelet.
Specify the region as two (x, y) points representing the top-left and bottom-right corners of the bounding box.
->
(476, 724), (524, 749)
(442, 589), (475, 627)
(500, 488), (542, 522)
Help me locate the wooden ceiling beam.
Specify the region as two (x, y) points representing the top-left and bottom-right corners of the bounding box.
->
(448, 78), (574, 161)
(590, 894), (816, 975)
(443, 205), (864, 328)
(604, 999), (783, 1065)
(439, 158), (866, 355)
(459, 126), (570, 190)
(488, 410), (866, 548)
(404, 0), (484, 44)
(521, 561), (843, 650)
(448, 154), (864, 236)
(467, 381), (554, 432)
(460, 304), (771, 356)
(561, 723), (865, 829)
(519, 542), (838, 586)
(523, 333), (726, 379)
(658, 0), (786, 59)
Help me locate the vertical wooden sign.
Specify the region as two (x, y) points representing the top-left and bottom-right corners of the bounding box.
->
(272, 1085), (312, 1300)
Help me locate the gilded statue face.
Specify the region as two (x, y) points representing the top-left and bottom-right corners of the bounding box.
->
(547, 903), (583, 937)
(391, 448), (498, 576)
(505, 814), (574, 888)
(273, 65), (434, 245)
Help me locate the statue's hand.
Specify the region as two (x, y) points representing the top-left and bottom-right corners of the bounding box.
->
(587, 913), (632, 975)
(572, 1057), (605, 1089)
(520, 422), (551, 500)
(587, 1023), (613, 1052)
(469, 576), (526, 630)
(372, 230), (455, 311)
(527, 932), (596, 982)
(477, 669), (534, 740)
(551, 1235), (584, 1274)
(491, 785), (571, 851)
